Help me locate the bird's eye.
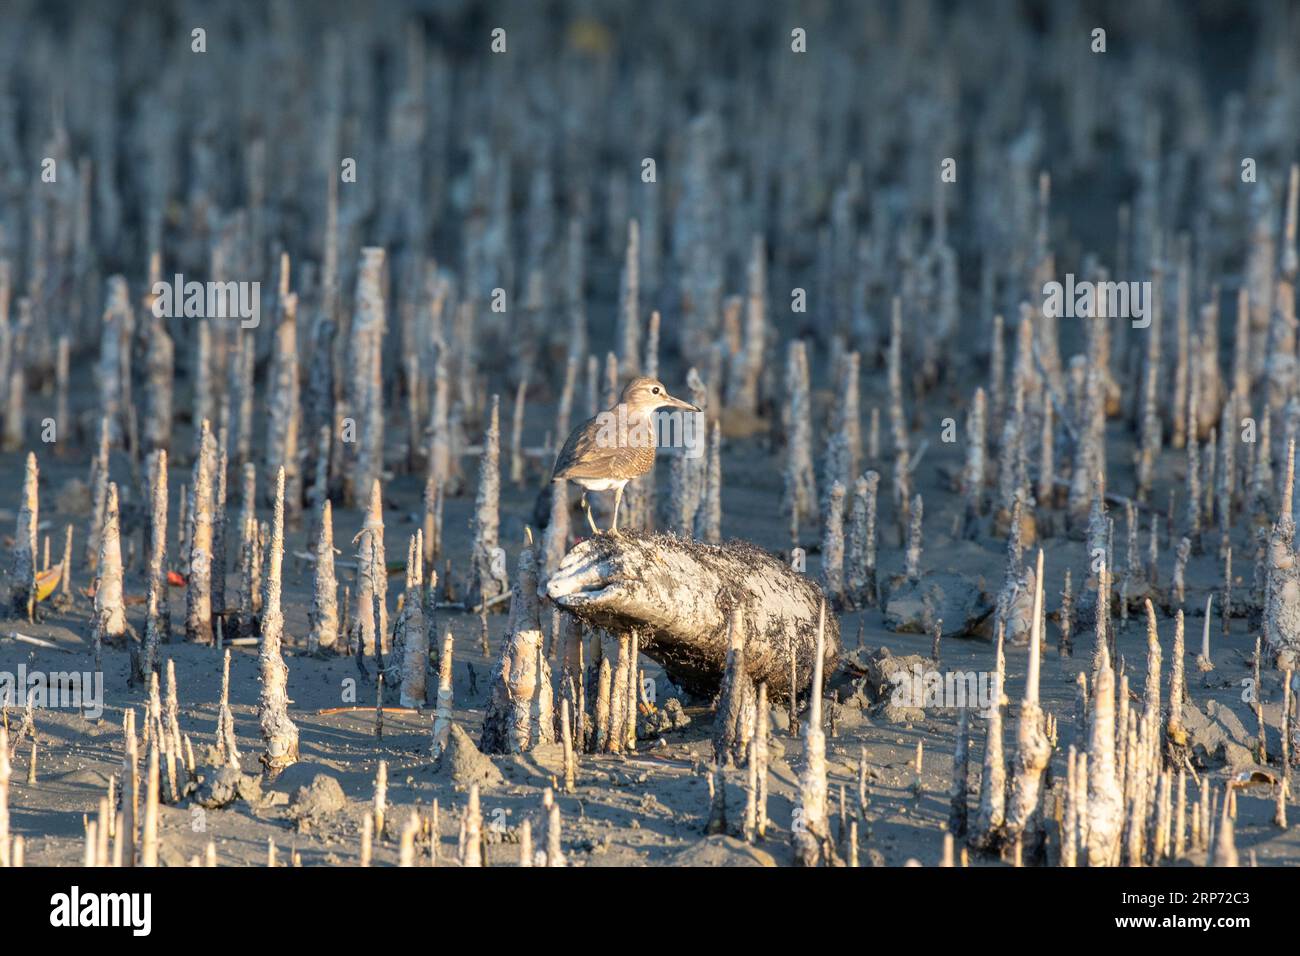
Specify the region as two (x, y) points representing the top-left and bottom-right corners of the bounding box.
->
(652, 386), (660, 394)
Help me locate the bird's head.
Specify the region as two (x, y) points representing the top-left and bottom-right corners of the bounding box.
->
(618, 377), (701, 414)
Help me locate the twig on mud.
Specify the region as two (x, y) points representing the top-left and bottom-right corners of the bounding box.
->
(906, 439), (930, 475)
(2, 632), (74, 653)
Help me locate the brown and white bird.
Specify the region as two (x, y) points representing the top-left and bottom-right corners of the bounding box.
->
(551, 376), (701, 535)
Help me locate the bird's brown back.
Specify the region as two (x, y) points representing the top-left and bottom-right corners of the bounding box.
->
(552, 413), (657, 481)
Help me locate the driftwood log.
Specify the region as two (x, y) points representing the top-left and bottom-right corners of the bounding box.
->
(545, 532), (839, 698)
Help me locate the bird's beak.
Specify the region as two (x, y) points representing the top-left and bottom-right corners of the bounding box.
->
(663, 392), (702, 413)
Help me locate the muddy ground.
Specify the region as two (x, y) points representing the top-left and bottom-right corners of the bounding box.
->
(0, 0), (1294, 871)
(2, 374), (1296, 868)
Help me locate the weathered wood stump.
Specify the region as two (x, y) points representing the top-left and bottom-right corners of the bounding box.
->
(545, 532), (839, 698)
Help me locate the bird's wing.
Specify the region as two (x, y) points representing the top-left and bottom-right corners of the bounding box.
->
(552, 415), (642, 480)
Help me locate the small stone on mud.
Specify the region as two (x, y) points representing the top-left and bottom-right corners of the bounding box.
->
(882, 571), (992, 638)
(192, 765), (262, 809)
(638, 697), (691, 738)
(429, 723), (506, 790)
(1181, 699), (1259, 770)
(288, 773), (348, 830)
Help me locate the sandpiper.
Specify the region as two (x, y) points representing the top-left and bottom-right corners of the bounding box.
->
(552, 376), (701, 535)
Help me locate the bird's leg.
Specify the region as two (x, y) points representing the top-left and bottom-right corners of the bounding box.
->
(581, 493), (599, 537)
(610, 484), (624, 536)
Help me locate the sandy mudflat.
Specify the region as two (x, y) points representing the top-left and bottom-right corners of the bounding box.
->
(0, 0), (1298, 869)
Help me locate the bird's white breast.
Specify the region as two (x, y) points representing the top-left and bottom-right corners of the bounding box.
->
(570, 477), (628, 492)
